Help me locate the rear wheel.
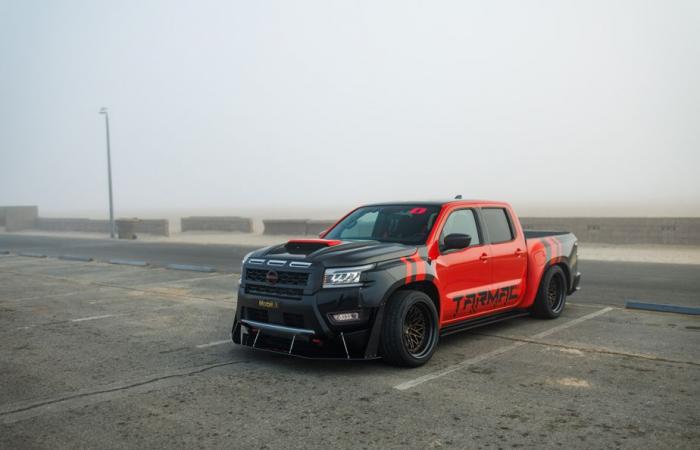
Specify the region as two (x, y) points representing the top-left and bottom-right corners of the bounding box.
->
(531, 265), (567, 319)
(380, 290), (439, 367)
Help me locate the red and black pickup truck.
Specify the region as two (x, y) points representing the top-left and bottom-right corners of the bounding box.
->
(232, 200), (581, 366)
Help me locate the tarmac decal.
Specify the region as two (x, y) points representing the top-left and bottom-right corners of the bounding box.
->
(450, 285), (519, 316)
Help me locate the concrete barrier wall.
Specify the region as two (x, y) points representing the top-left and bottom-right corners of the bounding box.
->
(1, 206), (39, 231)
(181, 216), (253, 233)
(520, 217), (700, 245)
(262, 219), (337, 236)
(134, 219), (170, 237)
(262, 216), (700, 243)
(36, 218), (110, 233)
(305, 220), (336, 236)
(34, 217), (170, 236)
(263, 219), (309, 235)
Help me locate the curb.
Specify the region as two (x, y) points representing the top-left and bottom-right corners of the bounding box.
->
(59, 255), (95, 262)
(18, 252), (47, 258)
(166, 264), (217, 273)
(625, 301), (700, 316)
(108, 259), (149, 267)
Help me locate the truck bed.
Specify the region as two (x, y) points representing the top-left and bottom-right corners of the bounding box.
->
(524, 230), (571, 239)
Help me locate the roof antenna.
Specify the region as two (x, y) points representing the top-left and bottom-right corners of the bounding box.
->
(454, 194), (463, 199)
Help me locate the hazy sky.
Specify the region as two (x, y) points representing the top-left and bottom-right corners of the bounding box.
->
(1, 0), (699, 217)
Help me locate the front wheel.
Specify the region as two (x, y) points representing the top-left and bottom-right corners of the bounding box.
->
(530, 265), (567, 319)
(380, 290), (439, 367)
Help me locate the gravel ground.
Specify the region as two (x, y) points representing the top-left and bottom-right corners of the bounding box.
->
(1, 256), (699, 449)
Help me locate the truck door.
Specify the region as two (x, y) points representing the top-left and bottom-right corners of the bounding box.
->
(433, 208), (492, 323)
(481, 207), (527, 310)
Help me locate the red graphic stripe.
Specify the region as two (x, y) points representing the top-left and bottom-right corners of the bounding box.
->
(412, 254), (425, 282)
(401, 257), (413, 283)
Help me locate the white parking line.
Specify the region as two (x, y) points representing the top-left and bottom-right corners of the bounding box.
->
(195, 339), (231, 349)
(71, 314), (117, 322)
(393, 307), (613, 391)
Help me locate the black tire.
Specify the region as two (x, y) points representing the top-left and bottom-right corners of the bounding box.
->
(530, 265), (567, 319)
(380, 290), (439, 367)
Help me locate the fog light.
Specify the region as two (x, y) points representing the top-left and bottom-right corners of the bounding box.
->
(331, 312), (360, 322)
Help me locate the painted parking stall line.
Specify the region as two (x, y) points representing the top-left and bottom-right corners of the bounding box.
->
(394, 307), (614, 391)
(71, 314), (118, 323)
(195, 340), (231, 349)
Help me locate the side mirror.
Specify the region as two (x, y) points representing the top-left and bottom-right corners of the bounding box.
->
(443, 233), (472, 251)
(318, 230), (327, 238)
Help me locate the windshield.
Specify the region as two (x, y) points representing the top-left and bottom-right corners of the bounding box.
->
(325, 205), (441, 245)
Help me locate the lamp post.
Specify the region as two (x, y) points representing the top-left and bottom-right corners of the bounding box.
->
(99, 107), (116, 238)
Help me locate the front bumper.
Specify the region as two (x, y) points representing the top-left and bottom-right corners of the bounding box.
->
(569, 271), (582, 294)
(231, 285), (384, 360)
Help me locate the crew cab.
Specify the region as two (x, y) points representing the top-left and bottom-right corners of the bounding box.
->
(232, 200), (581, 366)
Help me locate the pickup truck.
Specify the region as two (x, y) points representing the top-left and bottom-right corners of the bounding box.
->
(232, 200), (581, 366)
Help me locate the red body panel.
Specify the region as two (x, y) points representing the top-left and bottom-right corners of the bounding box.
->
(395, 201), (576, 329)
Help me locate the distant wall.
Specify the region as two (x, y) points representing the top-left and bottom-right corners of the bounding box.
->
(263, 216), (700, 243)
(36, 218), (110, 233)
(520, 217), (700, 245)
(134, 219), (170, 237)
(0, 206), (39, 231)
(305, 220), (336, 236)
(263, 219), (308, 235)
(34, 217), (170, 236)
(262, 219), (337, 236)
(181, 216), (253, 233)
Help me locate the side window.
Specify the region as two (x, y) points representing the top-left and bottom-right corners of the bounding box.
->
(440, 209), (481, 247)
(482, 208), (514, 243)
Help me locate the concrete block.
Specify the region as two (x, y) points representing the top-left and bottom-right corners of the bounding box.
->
(166, 263), (216, 273)
(2, 206), (38, 231)
(181, 216), (253, 233)
(305, 220), (336, 236)
(263, 219), (309, 235)
(134, 219), (170, 237)
(520, 217), (700, 245)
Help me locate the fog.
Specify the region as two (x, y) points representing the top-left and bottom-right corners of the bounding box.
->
(1, 0), (699, 219)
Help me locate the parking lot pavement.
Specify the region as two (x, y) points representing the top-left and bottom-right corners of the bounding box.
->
(1, 255), (698, 449)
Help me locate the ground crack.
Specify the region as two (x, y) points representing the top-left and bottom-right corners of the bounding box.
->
(474, 333), (700, 367)
(0, 359), (248, 417)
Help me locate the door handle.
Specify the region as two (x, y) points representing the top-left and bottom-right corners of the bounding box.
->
(479, 253), (490, 262)
(514, 248), (525, 257)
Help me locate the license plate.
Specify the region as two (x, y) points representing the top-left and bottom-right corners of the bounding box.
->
(257, 299), (279, 309)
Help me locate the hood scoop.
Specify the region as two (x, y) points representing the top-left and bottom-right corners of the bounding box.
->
(284, 239), (342, 255)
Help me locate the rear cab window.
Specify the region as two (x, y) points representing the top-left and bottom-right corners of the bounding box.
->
(481, 208), (515, 243)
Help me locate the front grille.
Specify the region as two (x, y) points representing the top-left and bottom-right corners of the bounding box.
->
(245, 307), (269, 323)
(283, 313), (305, 328)
(245, 268), (309, 286)
(245, 284), (304, 299)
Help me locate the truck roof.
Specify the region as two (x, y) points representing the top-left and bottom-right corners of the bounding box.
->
(363, 199), (509, 208)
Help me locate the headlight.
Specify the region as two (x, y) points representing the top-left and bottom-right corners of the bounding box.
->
(323, 264), (374, 288)
(241, 251), (254, 265)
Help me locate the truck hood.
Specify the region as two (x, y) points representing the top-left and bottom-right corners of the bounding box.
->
(253, 239), (417, 267)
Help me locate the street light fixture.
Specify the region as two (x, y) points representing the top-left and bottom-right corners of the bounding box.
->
(99, 107), (116, 238)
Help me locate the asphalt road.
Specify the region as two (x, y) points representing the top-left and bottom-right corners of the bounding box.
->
(0, 234), (256, 272)
(1, 234), (698, 309)
(1, 255), (698, 449)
